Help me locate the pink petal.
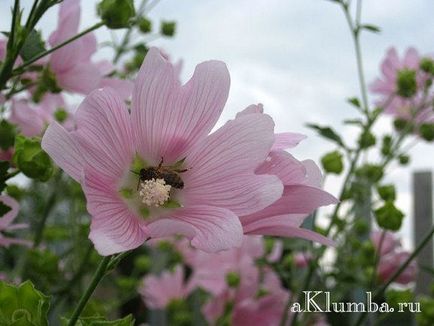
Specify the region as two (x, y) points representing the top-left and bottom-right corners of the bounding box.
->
(256, 151), (307, 185)
(301, 159), (323, 187)
(0, 195), (19, 230)
(236, 104), (264, 117)
(41, 122), (85, 182)
(183, 112), (276, 196)
(74, 88), (134, 180)
(243, 215), (335, 246)
(131, 47), (230, 163)
(182, 174), (283, 216)
(56, 63), (102, 94)
(403, 47), (420, 69)
(271, 132), (307, 151)
(9, 100), (45, 137)
(98, 78), (133, 101)
(148, 205), (243, 252)
(84, 167), (148, 255)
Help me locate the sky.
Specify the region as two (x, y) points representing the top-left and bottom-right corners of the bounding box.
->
(1, 0), (433, 247)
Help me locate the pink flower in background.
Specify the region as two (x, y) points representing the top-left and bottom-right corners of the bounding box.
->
(0, 196), (31, 248)
(42, 47), (289, 255)
(139, 265), (186, 309)
(371, 231), (417, 285)
(370, 47), (434, 124)
(48, 0), (132, 97)
(237, 106), (338, 246)
(9, 93), (69, 137)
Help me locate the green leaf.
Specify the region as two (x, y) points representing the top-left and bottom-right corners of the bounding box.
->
(306, 123), (346, 148)
(62, 315), (134, 326)
(375, 201), (404, 231)
(377, 184), (396, 201)
(0, 280), (50, 326)
(361, 24), (381, 33)
(22, 249), (61, 293)
(19, 29), (46, 62)
(347, 97), (361, 108)
(343, 119), (363, 126)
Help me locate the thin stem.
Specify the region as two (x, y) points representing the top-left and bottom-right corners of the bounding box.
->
(13, 22), (105, 73)
(353, 226), (434, 326)
(67, 255), (112, 326)
(113, 0), (148, 63)
(370, 230), (385, 288)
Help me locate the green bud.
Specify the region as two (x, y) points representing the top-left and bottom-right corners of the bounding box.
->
(116, 276), (136, 290)
(226, 271), (240, 288)
(398, 154), (410, 165)
(13, 136), (53, 182)
(160, 21), (176, 36)
(321, 151), (344, 174)
(377, 184), (396, 201)
(98, 0), (135, 29)
(396, 68), (417, 98)
(381, 135), (393, 156)
(393, 118), (411, 131)
(138, 17), (152, 33)
(355, 164), (384, 184)
(54, 108), (68, 123)
(0, 120), (16, 150)
(420, 57), (434, 75)
(358, 131), (376, 149)
(375, 201), (404, 231)
(420, 123), (434, 141)
(6, 184), (24, 200)
(282, 254), (293, 269)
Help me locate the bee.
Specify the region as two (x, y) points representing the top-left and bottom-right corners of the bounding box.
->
(137, 157), (188, 190)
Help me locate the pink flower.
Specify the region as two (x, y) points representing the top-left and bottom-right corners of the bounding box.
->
(238, 106), (338, 246)
(0, 195), (31, 248)
(139, 265), (186, 309)
(9, 93), (68, 137)
(42, 48), (288, 255)
(370, 47), (434, 124)
(371, 231), (417, 285)
(48, 0), (132, 97)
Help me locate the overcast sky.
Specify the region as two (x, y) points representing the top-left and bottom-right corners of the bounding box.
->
(1, 0), (433, 246)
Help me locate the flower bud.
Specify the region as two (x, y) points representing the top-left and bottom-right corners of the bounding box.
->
(160, 21), (176, 37)
(226, 271), (240, 288)
(398, 154), (410, 165)
(98, 0), (135, 29)
(54, 108), (68, 123)
(375, 201), (404, 231)
(396, 69), (417, 98)
(420, 57), (434, 75)
(13, 136), (53, 182)
(420, 123), (434, 141)
(138, 17), (152, 33)
(381, 135), (392, 156)
(321, 151), (344, 174)
(356, 164), (384, 184)
(377, 184), (396, 201)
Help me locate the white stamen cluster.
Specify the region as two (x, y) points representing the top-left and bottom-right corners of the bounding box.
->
(139, 178), (172, 207)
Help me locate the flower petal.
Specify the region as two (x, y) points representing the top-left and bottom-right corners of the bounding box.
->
(56, 63), (101, 94)
(131, 47), (230, 163)
(41, 121), (85, 182)
(74, 88), (134, 180)
(256, 151), (307, 185)
(0, 195), (19, 230)
(271, 132), (306, 151)
(148, 205), (243, 252)
(243, 215), (335, 246)
(84, 167), (148, 255)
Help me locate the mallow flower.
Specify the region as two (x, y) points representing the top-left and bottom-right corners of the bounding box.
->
(42, 47), (336, 256)
(370, 47), (434, 125)
(47, 0), (132, 97)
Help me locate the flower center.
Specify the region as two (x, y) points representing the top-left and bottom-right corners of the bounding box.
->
(139, 178), (172, 207)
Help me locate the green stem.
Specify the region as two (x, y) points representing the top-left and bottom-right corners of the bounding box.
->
(67, 255), (112, 326)
(13, 22), (105, 74)
(370, 230), (385, 288)
(354, 226), (434, 326)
